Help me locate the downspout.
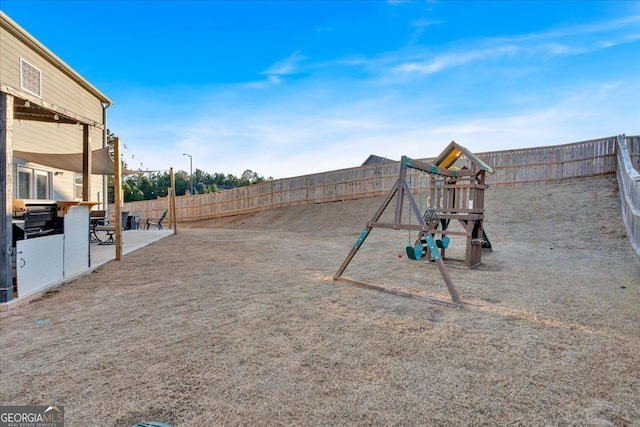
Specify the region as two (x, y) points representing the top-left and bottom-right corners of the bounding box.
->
(102, 102), (111, 211)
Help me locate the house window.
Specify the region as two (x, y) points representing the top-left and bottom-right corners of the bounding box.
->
(17, 166), (52, 199)
(36, 170), (49, 199)
(18, 168), (31, 199)
(20, 58), (42, 98)
(75, 173), (83, 200)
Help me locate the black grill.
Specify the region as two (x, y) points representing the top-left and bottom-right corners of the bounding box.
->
(12, 199), (61, 244)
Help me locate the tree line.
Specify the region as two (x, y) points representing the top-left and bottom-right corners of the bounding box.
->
(107, 131), (271, 202)
(115, 169), (270, 202)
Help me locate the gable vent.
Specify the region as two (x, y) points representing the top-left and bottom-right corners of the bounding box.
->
(20, 58), (42, 98)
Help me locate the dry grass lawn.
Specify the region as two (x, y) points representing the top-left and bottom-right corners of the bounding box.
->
(1, 177), (639, 426)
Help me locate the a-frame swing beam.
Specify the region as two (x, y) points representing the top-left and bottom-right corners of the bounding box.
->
(334, 156), (463, 308)
(334, 179), (399, 279)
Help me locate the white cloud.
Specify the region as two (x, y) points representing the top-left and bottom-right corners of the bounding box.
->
(339, 10), (640, 82)
(174, 87), (627, 178)
(262, 51), (308, 78)
(112, 10), (640, 179)
(315, 25), (333, 33)
(412, 17), (444, 29)
(393, 44), (519, 75)
(116, 70), (638, 179)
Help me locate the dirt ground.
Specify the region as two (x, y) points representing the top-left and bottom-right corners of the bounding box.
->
(1, 177), (638, 426)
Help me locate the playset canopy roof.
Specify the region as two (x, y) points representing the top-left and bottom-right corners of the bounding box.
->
(434, 141), (494, 173)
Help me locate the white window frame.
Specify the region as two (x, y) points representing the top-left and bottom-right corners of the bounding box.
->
(17, 166), (32, 199)
(20, 58), (42, 98)
(74, 172), (83, 200)
(16, 166), (53, 199)
(35, 170), (50, 199)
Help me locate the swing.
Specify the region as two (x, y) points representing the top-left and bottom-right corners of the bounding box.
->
(405, 171), (426, 260)
(436, 235), (450, 249)
(406, 242), (423, 260)
(430, 175), (451, 251)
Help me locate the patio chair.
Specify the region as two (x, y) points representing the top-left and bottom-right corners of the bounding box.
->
(89, 209), (107, 243)
(95, 211), (129, 245)
(145, 209), (167, 230)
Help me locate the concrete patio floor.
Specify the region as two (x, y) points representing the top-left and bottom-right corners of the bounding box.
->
(90, 228), (174, 268)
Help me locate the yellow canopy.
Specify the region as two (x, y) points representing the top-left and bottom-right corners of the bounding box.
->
(434, 141), (494, 173)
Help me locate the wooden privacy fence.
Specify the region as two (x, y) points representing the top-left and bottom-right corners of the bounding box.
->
(476, 136), (620, 185)
(615, 135), (640, 262)
(122, 135), (639, 231)
(123, 161), (401, 223)
(627, 135), (640, 171)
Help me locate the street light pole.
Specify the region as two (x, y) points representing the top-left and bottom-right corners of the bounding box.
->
(182, 153), (193, 195)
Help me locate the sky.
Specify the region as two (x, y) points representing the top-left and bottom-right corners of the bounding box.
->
(2, 0), (639, 179)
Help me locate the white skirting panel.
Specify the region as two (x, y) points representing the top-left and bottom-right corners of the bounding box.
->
(64, 205), (89, 277)
(16, 234), (64, 299)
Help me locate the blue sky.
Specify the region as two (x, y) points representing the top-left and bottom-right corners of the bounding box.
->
(2, 1), (639, 179)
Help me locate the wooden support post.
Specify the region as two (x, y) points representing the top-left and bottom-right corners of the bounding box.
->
(82, 124), (91, 201)
(394, 159), (407, 224)
(114, 137), (123, 261)
(170, 167), (177, 234)
(334, 179), (400, 279)
(0, 92), (14, 299)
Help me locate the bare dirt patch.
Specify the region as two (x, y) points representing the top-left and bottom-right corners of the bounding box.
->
(1, 177), (639, 426)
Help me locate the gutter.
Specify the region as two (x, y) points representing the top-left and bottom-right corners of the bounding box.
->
(102, 102), (111, 209)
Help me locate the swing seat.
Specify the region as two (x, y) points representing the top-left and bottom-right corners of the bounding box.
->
(436, 236), (450, 249)
(405, 244), (423, 260)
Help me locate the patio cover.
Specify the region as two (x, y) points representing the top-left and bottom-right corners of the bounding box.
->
(13, 147), (143, 175)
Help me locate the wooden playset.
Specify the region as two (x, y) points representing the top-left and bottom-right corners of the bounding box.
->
(333, 141), (494, 307)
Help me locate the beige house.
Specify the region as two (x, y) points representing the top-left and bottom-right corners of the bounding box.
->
(1, 11), (114, 302)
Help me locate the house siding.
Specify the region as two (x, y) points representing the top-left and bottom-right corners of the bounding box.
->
(11, 119), (103, 153)
(1, 16), (108, 205)
(0, 26), (105, 123)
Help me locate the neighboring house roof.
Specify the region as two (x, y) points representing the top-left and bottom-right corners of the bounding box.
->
(433, 141), (494, 173)
(0, 11), (113, 106)
(362, 154), (395, 166)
